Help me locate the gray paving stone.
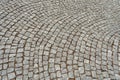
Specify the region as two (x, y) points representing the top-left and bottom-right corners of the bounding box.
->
(8, 72), (15, 79)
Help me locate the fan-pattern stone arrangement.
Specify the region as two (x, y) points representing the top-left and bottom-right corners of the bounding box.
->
(0, 0), (120, 80)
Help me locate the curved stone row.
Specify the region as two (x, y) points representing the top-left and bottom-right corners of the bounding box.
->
(0, 0), (120, 80)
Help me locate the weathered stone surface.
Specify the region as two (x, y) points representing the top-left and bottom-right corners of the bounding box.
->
(0, 0), (120, 80)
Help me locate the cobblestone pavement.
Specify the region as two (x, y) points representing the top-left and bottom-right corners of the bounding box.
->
(0, 0), (120, 80)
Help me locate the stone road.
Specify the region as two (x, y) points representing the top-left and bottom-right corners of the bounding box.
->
(0, 0), (120, 80)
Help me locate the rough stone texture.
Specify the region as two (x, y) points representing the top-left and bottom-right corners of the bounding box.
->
(0, 0), (120, 80)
